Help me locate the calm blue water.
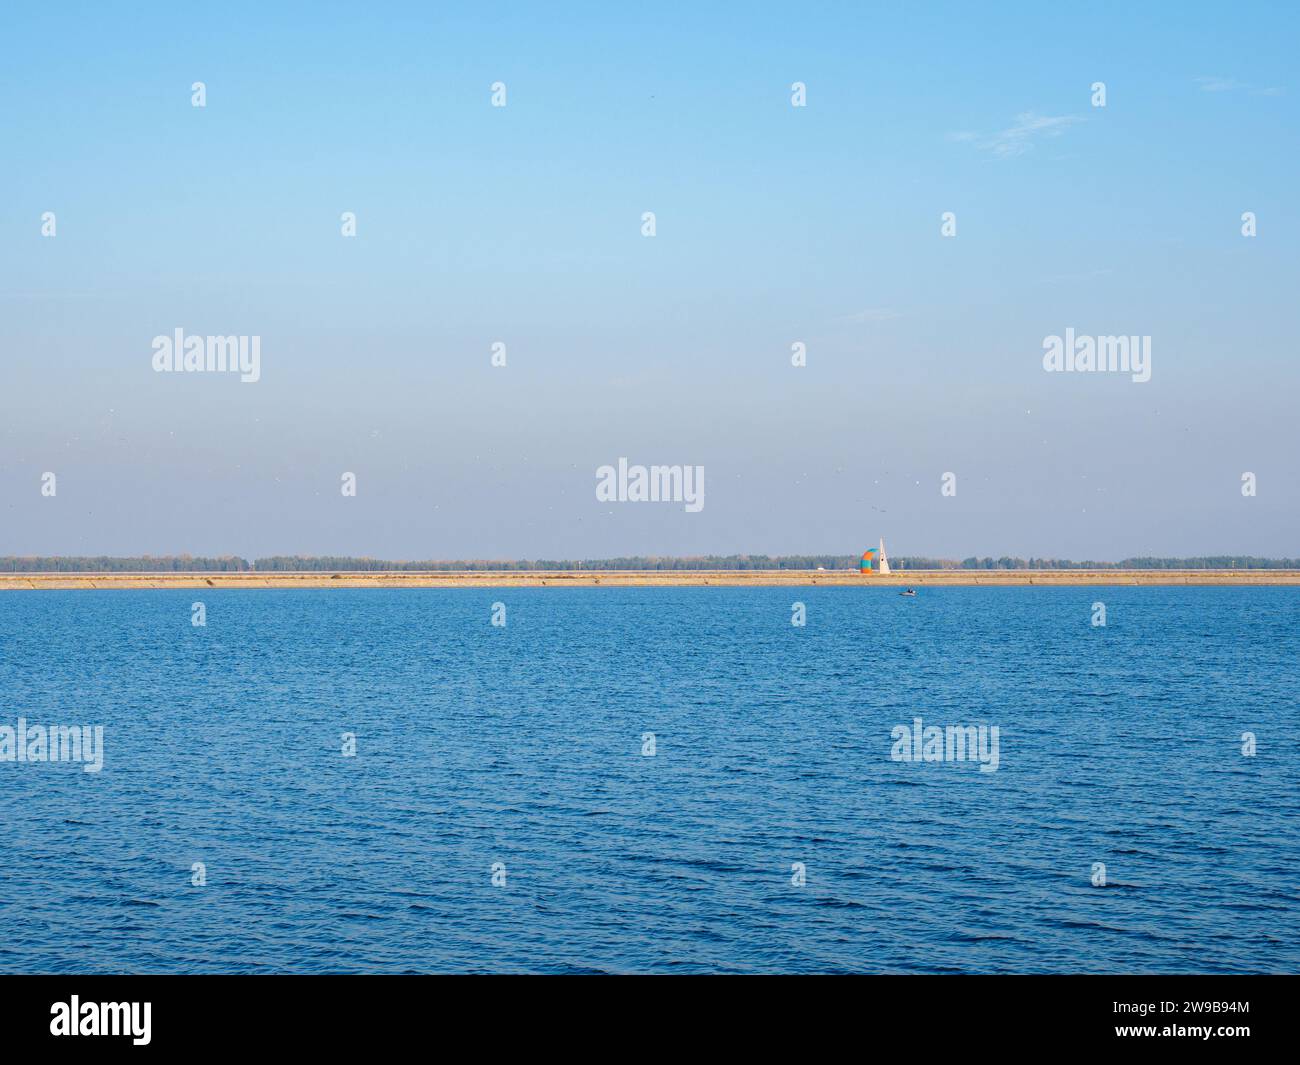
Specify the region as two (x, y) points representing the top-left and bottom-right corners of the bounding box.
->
(1, 587), (1297, 974)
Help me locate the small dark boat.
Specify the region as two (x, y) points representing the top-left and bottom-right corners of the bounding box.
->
(899, 588), (917, 597)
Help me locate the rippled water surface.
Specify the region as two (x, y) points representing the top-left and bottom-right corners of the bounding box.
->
(1, 587), (1297, 973)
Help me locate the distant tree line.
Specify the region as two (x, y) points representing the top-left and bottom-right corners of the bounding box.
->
(252, 554), (857, 571)
(0, 555), (249, 572)
(896, 556), (1300, 570)
(2, 554), (1296, 572)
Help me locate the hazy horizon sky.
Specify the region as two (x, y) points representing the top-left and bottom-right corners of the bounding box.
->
(2, 2), (1297, 561)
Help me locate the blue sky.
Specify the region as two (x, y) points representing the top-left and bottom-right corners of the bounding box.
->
(2, 2), (1296, 559)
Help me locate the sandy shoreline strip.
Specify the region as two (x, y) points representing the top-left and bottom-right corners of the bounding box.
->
(1, 570), (1298, 589)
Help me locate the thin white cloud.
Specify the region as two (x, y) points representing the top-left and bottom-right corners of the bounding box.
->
(986, 112), (1083, 156)
(951, 111), (1084, 158)
(1196, 76), (1243, 92)
(1196, 75), (1284, 96)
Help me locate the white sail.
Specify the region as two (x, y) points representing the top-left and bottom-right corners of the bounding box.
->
(878, 537), (890, 575)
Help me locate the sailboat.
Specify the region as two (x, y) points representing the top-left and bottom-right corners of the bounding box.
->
(878, 538), (916, 594)
(860, 538), (902, 581)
